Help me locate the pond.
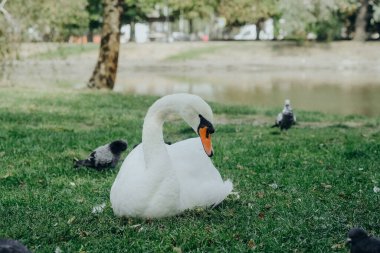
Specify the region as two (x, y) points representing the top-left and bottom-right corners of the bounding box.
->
(114, 69), (380, 117)
(7, 57), (380, 117)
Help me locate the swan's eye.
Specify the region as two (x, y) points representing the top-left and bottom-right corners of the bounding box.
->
(198, 114), (214, 135)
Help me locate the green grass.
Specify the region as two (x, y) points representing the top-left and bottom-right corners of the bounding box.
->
(1, 88), (380, 252)
(30, 44), (99, 60)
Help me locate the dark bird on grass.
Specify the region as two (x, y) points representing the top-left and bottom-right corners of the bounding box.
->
(74, 140), (128, 170)
(0, 239), (32, 253)
(271, 99), (296, 130)
(347, 228), (380, 253)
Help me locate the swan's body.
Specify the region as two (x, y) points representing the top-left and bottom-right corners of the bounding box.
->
(110, 94), (232, 218)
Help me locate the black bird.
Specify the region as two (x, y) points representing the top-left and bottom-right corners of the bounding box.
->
(74, 140), (128, 170)
(348, 228), (380, 253)
(0, 239), (32, 253)
(272, 99), (296, 130)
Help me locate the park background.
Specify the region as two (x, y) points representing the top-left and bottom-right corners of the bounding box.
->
(1, 0), (380, 252)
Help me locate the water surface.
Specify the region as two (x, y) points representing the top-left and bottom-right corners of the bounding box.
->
(114, 69), (380, 117)
(7, 59), (380, 117)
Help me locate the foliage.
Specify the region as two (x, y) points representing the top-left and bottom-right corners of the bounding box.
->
(0, 1), (19, 81)
(168, 0), (216, 21)
(1, 0), (380, 49)
(278, 0), (359, 41)
(86, 0), (103, 34)
(217, 0), (280, 26)
(4, 0), (89, 41)
(1, 89), (380, 252)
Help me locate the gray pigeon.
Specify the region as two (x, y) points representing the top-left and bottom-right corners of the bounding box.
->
(74, 140), (127, 170)
(0, 239), (31, 253)
(272, 99), (296, 130)
(348, 228), (380, 253)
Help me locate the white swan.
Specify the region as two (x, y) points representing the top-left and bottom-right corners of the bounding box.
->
(110, 93), (233, 218)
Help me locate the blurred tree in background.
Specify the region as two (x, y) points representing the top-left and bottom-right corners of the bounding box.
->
(168, 0), (217, 34)
(1, 0), (379, 45)
(0, 0), (19, 80)
(88, 0), (124, 89)
(217, 0), (280, 39)
(1, 0), (88, 41)
(1, 0), (380, 72)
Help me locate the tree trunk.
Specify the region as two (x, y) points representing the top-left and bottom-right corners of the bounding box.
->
(189, 19), (194, 34)
(88, 0), (123, 89)
(0, 0), (20, 33)
(130, 21), (135, 42)
(255, 19), (264, 41)
(353, 0), (368, 41)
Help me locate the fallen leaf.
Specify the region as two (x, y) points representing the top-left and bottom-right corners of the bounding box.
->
(0, 172), (12, 179)
(257, 192), (265, 198)
(79, 230), (90, 237)
(265, 204), (272, 210)
(247, 239), (256, 249)
(237, 164), (244, 170)
(130, 224), (142, 229)
(230, 191), (240, 200)
(258, 212), (265, 220)
(67, 216), (76, 224)
(321, 183), (332, 189)
(173, 246), (182, 253)
(92, 203), (106, 214)
(331, 243), (345, 249)
(269, 183), (278, 189)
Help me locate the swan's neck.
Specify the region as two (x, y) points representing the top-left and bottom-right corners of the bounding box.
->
(142, 102), (175, 170)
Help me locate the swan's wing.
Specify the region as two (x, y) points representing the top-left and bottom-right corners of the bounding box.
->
(110, 145), (148, 216)
(110, 144), (180, 218)
(168, 138), (232, 210)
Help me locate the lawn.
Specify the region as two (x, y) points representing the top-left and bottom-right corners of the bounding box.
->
(0, 88), (379, 252)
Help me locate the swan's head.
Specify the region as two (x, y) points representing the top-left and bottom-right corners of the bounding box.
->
(179, 94), (215, 157)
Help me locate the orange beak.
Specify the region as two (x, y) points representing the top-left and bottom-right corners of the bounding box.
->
(199, 127), (214, 157)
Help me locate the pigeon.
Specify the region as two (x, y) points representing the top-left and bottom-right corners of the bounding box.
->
(347, 228), (380, 253)
(74, 140), (128, 170)
(272, 99), (296, 130)
(0, 239), (32, 253)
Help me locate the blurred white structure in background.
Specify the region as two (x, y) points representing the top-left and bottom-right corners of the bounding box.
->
(259, 19), (274, 40)
(135, 23), (149, 43)
(234, 24), (257, 40)
(120, 24), (131, 43)
(234, 19), (274, 41)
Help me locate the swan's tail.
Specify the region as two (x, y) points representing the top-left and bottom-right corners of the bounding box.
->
(212, 179), (233, 208)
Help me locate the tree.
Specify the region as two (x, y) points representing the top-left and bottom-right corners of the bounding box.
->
(217, 0), (279, 39)
(123, 0), (157, 41)
(88, 0), (124, 90)
(168, 0), (217, 34)
(353, 0), (369, 40)
(0, 0), (20, 81)
(278, 0), (358, 41)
